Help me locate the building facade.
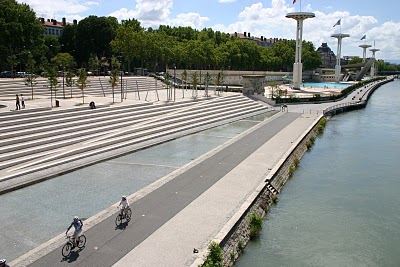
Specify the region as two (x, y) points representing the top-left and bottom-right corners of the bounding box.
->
(317, 42), (336, 69)
(38, 17), (77, 37)
(231, 32), (286, 48)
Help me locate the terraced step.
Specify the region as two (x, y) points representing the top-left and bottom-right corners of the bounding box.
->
(0, 103), (269, 181)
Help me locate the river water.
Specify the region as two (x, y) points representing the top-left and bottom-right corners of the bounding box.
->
(237, 80), (400, 266)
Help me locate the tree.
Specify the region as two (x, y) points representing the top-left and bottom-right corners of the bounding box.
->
(46, 67), (59, 107)
(65, 71), (75, 98)
(24, 53), (37, 99)
(302, 41), (322, 70)
(267, 81), (280, 99)
(180, 69), (188, 98)
(108, 56), (120, 103)
(88, 53), (100, 75)
(101, 57), (110, 76)
(204, 72), (212, 97)
(190, 71), (199, 98)
(121, 18), (143, 32)
(75, 16), (118, 65)
(0, 0), (44, 71)
(76, 68), (89, 104)
(45, 35), (62, 61)
(215, 71), (224, 95)
(111, 25), (140, 73)
(58, 24), (77, 57)
(51, 52), (76, 70)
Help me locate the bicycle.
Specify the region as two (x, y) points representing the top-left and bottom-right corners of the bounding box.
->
(115, 207), (132, 226)
(62, 234), (87, 257)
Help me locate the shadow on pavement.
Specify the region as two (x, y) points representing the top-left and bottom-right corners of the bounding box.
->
(61, 248), (83, 263)
(115, 221), (129, 230)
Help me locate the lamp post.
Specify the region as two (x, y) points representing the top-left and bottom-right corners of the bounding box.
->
(174, 64), (176, 102)
(61, 65), (66, 99)
(118, 54), (123, 102)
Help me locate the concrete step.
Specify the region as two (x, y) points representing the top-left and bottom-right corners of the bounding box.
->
(0, 98), (261, 156)
(0, 95), (244, 135)
(0, 100), (266, 170)
(0, 105), (269, 181)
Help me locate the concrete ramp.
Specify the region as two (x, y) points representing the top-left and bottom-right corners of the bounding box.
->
(355, 58), (375, 81)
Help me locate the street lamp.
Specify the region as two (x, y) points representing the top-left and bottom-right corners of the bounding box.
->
(61, 65), (66, 99)
(174, 64), (176, 102)
(118, 54), (123, 102)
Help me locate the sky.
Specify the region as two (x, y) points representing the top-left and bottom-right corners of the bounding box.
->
(19, 0), (400, 62)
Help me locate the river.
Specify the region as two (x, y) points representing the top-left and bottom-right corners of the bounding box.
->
(237, 79), (400, 266)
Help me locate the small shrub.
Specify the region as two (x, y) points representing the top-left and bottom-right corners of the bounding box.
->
(237, 239), (245, 252)
(203, 241), (223, 267)
(249, 213), (263, 239)
(317, 118), (327, 133)
(293, 158), (300, 166)
(230, 251), (237, 262)
(289, 165), (296, 177)
(310, 136), (316, 143)
(306, 140), (313, 149)
(272, 194), (278, 204)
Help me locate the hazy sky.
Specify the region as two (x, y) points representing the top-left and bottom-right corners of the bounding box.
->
(19, 0), (400, 61)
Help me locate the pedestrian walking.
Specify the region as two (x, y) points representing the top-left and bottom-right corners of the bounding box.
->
(15, 94), (20, 110)
(21, 94), (25, 109)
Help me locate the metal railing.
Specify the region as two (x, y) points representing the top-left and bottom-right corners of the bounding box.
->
(323, 101), (364, 115)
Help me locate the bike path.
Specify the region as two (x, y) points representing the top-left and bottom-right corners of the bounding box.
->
(27, 112), (302, 267)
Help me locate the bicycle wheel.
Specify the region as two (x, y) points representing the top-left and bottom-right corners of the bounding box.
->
(126, 208), (132, 217)
(125, 213), (131, 222)
(115, 215), (122, 226)
(62, 242), (72, 257)
(77, 235), (86, 248)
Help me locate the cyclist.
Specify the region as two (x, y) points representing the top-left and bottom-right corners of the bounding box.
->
(66, 216), (83, 246)
(118, 196), (130, 216)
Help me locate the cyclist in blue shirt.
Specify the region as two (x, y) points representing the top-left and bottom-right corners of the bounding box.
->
(66, 216), (83, 246)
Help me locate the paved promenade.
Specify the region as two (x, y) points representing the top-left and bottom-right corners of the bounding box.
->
(5, 77), (393, 266)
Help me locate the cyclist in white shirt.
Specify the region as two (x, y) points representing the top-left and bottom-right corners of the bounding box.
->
(118, 196), (130, 216)
(66, 216), (83, 246)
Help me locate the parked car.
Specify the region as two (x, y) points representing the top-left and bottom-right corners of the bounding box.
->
(16, 72), (26, 78)
(0, 71), (12, 78)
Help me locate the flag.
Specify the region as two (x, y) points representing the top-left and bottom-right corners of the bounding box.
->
(293, 0), (296, 4)
(361, 35), (366, 40)
(333, 19), (341, 27)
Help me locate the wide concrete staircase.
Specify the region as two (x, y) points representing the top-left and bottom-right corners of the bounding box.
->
(0, 95), (271, 182)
